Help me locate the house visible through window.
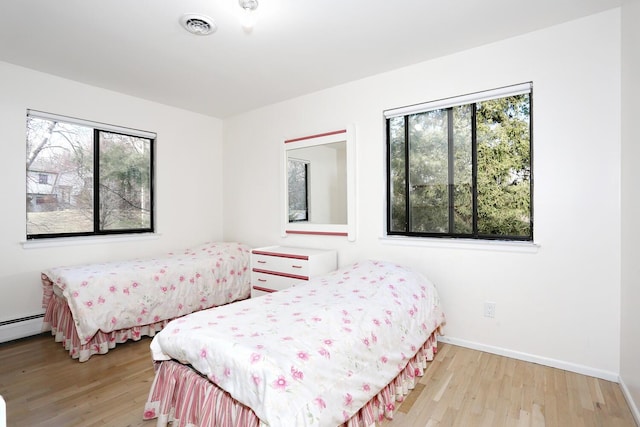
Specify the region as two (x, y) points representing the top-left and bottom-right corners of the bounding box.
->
(26, 110), (155, 239)
(385, 83), (533, 241)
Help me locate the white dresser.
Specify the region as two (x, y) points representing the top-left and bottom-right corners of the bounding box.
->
(250, 246), (337, 298)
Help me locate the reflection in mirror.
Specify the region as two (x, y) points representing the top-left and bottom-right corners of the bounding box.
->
(287, 142), (346, 224)
(287, 158), (309, 222)
(281, 127), (355, 241)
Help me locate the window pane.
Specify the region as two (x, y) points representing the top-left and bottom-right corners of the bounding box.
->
(98, 131), (152, 231)
(288, 159), (308, 222)
(26, 118), (94, 235)
(476, 94), (531, 237)
(385, 85), (532, 241)
(388, 117), (406, 232)
(408, 110), (448, 233)
(452, 105), (473, 234)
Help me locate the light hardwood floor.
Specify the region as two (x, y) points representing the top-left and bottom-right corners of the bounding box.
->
(0, 334), (636, 427)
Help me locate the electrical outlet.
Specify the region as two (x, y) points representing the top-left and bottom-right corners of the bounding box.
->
(484, 302), (496, 318)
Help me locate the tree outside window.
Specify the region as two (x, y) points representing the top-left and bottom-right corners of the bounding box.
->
(287, 158), (309, 222)
(26, 112), (155, 239)
(386, 85), (532, 241)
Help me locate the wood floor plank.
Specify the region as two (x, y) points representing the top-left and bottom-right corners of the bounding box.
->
(1, 334), (636, 427)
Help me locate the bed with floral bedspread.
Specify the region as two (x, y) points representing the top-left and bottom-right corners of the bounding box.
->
(144, 259), (446, 426)
(41, 241), (251, 362)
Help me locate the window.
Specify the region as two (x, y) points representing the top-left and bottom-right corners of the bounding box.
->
(385, 83), (532, 241)
(287, 158), (309, 222)
(26, 110), (155, 239)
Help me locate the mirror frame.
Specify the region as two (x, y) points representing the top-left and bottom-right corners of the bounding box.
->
(281, 125), (356, 241)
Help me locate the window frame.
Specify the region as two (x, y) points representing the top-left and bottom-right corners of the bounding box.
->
(384, 83), (533, 242)
(26, 110), (156, 240)
(287, 157), (310, 222)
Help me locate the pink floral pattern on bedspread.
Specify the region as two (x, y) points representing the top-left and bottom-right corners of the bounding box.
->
(42, 242), (250, 344)
(150, 260), (446, 427)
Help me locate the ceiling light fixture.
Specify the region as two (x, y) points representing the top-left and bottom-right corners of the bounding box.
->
(238, 0), (259, 31)
(180, 14), (217, 36)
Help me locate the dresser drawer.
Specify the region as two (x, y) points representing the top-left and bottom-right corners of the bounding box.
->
(251, 271), (307, 293)
(250, 246), (337, 298)
(252, 253), (310, 278)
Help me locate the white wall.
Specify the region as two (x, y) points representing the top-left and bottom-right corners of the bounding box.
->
(224, 10), (622, 378)
(0, 62), (225, 325)
(620, 0), (640, 422)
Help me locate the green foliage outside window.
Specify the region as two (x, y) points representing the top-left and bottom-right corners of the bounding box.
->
(388, 91), (532, 240)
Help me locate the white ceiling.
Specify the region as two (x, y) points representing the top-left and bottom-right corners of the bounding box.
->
(0, 0), (623, 118)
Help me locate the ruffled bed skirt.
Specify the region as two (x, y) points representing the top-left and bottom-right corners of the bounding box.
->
(143, 331), (440, 427)
(42, 292), (170, 362)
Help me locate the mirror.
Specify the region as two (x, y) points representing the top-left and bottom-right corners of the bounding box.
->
(287, 141), (346, 224)
(281, 126), (355, 241)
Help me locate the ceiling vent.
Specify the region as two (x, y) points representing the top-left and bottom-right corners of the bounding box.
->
(180, 14), (217, 36)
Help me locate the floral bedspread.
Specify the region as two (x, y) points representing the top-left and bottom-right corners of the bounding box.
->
(43, 242), (250, 344)
(150, 259), (446, 427)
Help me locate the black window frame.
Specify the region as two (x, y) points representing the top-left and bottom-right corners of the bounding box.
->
(287, 158), (310, 222)
(26, 110), (156, 240)
(385, 83), (533, 242)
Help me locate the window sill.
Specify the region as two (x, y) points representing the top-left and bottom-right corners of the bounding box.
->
(379, 235), (540, 253)
(21, 233), (160, 250)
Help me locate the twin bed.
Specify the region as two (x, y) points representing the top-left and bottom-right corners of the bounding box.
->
(41, 241), (251, 362)
(40, 244), (445, 425)
(143, 259), (445, 426)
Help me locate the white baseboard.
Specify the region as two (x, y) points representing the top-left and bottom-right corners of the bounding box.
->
(0, 316), (44, 343)
(620, 378), (640, 426)
(438, 336), (620, 382)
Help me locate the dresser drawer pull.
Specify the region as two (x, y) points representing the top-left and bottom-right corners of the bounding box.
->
(291, 264), (303, 269)
(258, 278), (267, 282)
(257, 260), (267, 264)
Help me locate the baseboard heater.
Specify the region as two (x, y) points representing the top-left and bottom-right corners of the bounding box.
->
(0, 314), (45, 343)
